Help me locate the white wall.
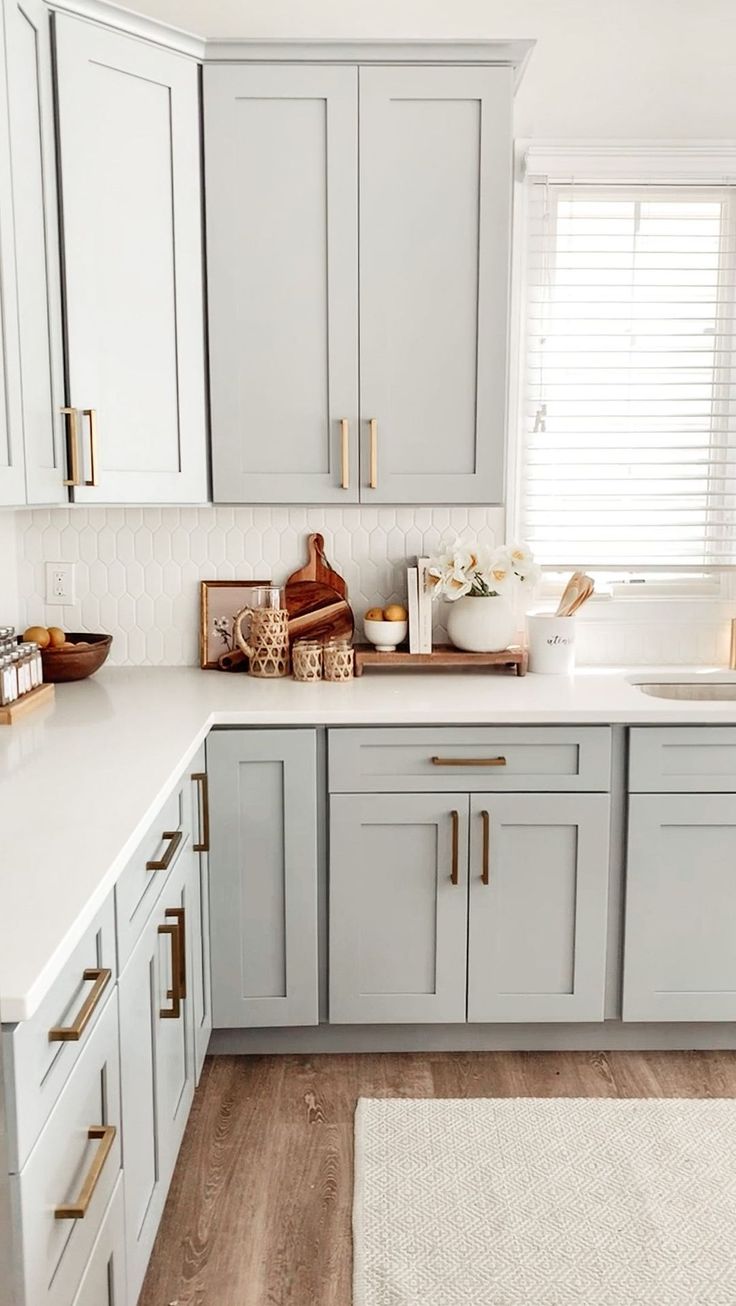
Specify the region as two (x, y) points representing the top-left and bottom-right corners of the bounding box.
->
(0, 511), (19, 630)
(131, 0), (736, 139)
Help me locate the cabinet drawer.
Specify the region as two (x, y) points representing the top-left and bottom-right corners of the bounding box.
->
(2, 897), (116, 1172)
(630, 727), (736, 792)
(328, 727), (611, 792)
(12, 992), (122, 1306)
(70, 1176), (125, 1306)
(115, 774), (189, 968)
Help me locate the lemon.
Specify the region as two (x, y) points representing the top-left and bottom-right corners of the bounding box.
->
(364, 607), (385, 621)
(47, 627), (66, 648)
(23, 625), (50, 648)
(384, 604), (408, 622)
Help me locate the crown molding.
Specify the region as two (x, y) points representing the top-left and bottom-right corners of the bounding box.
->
(45, 1), (535, 84)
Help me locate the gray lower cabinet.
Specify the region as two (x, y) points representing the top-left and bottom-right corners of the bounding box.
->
(467, 794), (610, 1022)
(330, 794), (469, 1024)
(207, 729), (319, 1027)
(118, 843), (197, 1306)
(190, 748), (212, 1079)
(623, 794), (736, 1022)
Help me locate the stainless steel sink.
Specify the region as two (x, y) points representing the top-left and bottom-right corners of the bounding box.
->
(636, 682), (736, 701)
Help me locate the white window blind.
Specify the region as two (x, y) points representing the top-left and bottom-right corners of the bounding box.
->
(520, 182), (736, 569)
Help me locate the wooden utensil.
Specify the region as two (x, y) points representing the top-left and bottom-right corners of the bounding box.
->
(555, 572), (593, 617)
(286, 580), (354, 643)
(285, 533), (348, 599)
(566, 577), (595, 615)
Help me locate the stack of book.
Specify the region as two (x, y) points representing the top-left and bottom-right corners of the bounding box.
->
(406, 557), (433, 654)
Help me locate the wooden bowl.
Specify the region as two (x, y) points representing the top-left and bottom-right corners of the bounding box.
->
(40, 633), (112, 683)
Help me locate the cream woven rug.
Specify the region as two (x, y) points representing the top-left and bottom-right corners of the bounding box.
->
(353, 1097), (736, 1306)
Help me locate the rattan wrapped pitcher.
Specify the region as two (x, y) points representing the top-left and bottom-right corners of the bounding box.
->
(234, 606), (290, 678)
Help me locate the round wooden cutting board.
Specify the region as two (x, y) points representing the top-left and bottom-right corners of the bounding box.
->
(285, 580), (354, 643)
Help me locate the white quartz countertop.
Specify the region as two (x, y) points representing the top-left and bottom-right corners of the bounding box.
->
(3, 662), (736, 1023)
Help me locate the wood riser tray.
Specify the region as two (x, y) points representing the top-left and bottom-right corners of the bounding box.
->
(353, 644), (527, 677)
(0, 681), (55, 724)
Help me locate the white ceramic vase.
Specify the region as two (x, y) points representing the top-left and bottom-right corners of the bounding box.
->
(445, 595), (516, 653)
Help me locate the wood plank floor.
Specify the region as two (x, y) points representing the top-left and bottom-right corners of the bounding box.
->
(139, 1050), (736, 1306)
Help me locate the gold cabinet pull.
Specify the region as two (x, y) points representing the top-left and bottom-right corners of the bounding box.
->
(450, 809), (459, 885)
(54, 1124), (116, 1219)
(191, 772), (210, 852)
(340, 418), (350, 490)
(431, 756), (507, 768)
(480, 810), (490, 885)
(369, 418), (378, 489)
(61, 407), (80, 486)
(146, 829), (182, 872)
(158, 921), (182, 1019)
(48, 967), (112, 1043)
(165, 906), (186, 1000)
(82, 408), (98, 487)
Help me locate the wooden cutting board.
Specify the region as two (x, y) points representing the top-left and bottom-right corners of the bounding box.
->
(285, 534), (354, 642)
(286, 580), (354, 643)
(285, 533), (348, 599)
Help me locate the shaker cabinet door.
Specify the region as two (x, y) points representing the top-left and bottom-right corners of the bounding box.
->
(207, 729), (319, 1027)
(204, 64), (359, 503)
(623, 794), (736, 1022)
(330, 793), (469, 1024)
(190, 745), (212, 1079)
(359, 65), (512, 504)
(467, 794), (610, 1022)
(5, 0), (66, 504)
(0, 1), (25, 505)
(54, 15), (207, 503)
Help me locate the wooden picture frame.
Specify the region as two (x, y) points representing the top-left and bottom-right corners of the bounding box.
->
(199, 579), (272, 669)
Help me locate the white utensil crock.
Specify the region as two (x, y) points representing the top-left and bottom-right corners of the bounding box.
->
(527, 613), (576, 674)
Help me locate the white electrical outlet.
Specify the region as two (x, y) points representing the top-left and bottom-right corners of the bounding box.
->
(45, 562), (75, 605)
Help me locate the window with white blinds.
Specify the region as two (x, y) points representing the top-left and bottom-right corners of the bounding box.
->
(520, 182), (736, 570)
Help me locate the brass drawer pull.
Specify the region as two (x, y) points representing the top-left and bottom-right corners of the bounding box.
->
(480, 810), (490, 885)
(340, 418), (350, 490)
(192, 771), (210, 852)
(158, 921), (182, 1019)
(369, 418), (378, 489)
(431, 756), (507, 768)
(82, 408), (98, 487)
(48, 967), (112, 1043)
(147, 829), (182, 872)
(450, 810), (459, 885)
(165, 906), (187, 1000)
(61, 407), (80, 486)
(54, 1124), (116, 1219)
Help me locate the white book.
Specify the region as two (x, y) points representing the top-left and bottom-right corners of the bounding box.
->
(416, 556), (433, 654)
(407, 566), (420, 654)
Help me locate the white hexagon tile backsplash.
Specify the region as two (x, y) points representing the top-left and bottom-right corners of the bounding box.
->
(15, 505), (505, 665)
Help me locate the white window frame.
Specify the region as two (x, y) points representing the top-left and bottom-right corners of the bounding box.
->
(506, 141), (736, 603)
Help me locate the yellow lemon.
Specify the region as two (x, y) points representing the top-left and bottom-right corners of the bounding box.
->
(384, 604), (408, 622)
(23, 625), (50, 648)
(365, 607), (385, 621)
(47, 627), (66, 648)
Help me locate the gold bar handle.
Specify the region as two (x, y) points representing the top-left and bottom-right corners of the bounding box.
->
(165, 906), (186, 1000)
(61, 407), (80, 486)
(48, 968), (112, 1043)
(340, 418), (349, 490)
(480, 810), (490, 885)
(54, 1125), (116, 1219)
(450, 809), (459, 885)
(191, 771), (210, 852)
(158, 922), (181, 1019)
(431, 756), (507, 768)
(146, 829), (182, 872)
(82, 408), (98, 487)
(369, 418), (378, 489)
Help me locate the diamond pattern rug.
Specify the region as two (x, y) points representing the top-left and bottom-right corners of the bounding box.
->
(353, 1097), (736, 1305)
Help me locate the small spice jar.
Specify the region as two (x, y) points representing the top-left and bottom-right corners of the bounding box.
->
(292, 639), (323, 682)
(323, 638), (354, 682)
(0, 655), (17, 706)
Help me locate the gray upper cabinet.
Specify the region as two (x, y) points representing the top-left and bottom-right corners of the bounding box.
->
(205, 59), (514, 505)
(330, 793), (469, 1024)
(207, 729), (319, 1027)
(0, 0), (25, 505)
(623, 794), (736, 1022)
(467, 794), (610, 1023)
(54, 16), (207, 504)
(359, 65), (512, 504)
(204, 64), (359, 504)
(5, 0), (66, 504)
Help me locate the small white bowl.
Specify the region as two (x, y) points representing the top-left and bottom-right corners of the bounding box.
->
(363, 618), (408, 652)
